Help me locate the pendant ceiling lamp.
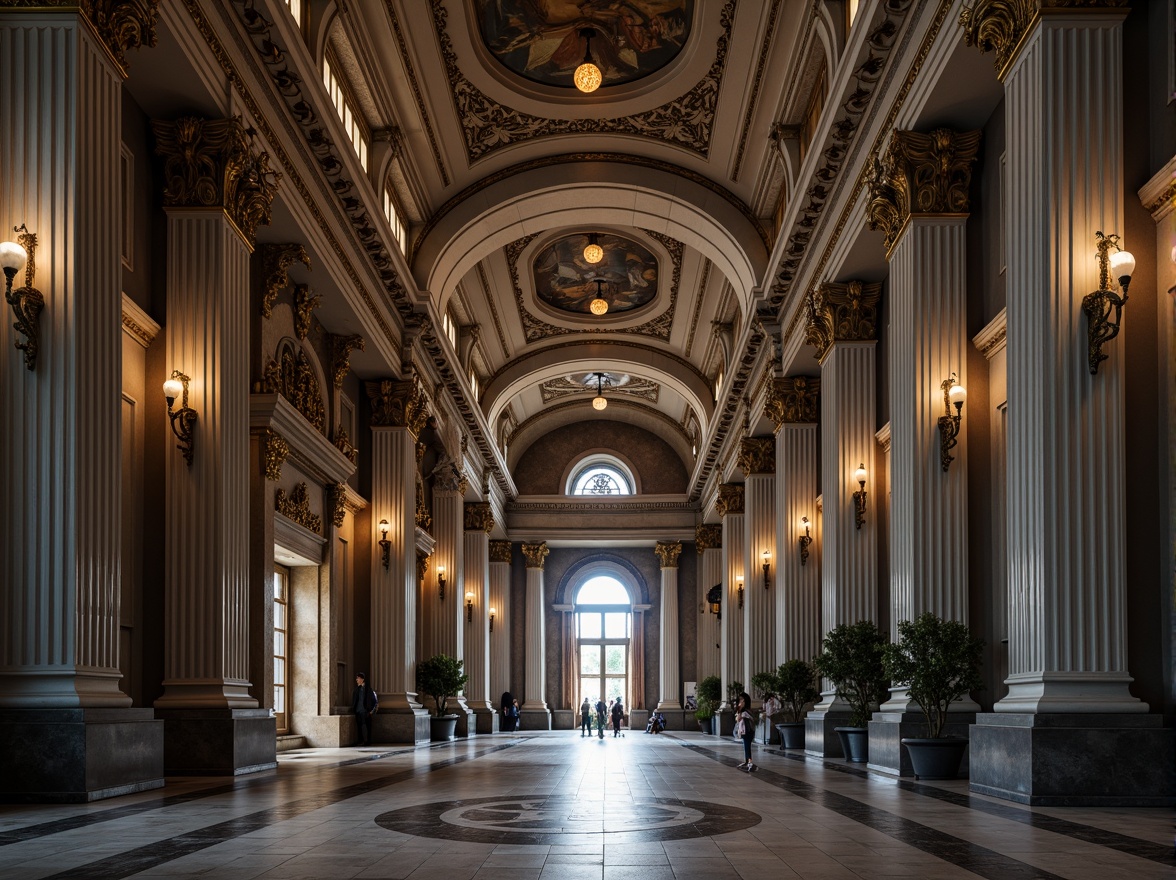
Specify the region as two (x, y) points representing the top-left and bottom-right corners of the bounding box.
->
(591, 372), (608, 410)
(583, 232), (603, 264)
(574, 28), (602, 94)
(589, 279), (609, 316)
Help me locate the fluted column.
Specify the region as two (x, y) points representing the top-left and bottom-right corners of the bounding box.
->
(520, 542), (551, 726)
(739, 439), (776, 703)
(488, 541), (512, 707)
(654, 542), (683, 710)
(429, 459), (466, 662)
(766, 378), (821, 664)
(463, 503), (496, 732)
(717, 484), (745, 712)
(695, 525), (723, 683)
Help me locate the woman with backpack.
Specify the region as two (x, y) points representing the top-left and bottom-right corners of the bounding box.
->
(734, 691), (757, 772)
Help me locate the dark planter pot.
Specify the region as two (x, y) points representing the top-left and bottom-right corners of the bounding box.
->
(697, 718), (713, 734)
(430, 714), (459, 742)
(775, 722), (805, 749)
(902, 737), (968, 779)
(834, 726), (869, 762)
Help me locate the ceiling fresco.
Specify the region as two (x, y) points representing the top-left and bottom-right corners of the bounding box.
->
(475, 0), (693, 90)
(531, 232), (658, 315)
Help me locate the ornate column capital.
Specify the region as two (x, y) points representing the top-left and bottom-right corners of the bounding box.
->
(695, 523), (722, 553)
(432, 457), (466, 495)
(464, 501), (495, 534)
(328, 334), (365, 388)
(655, 541), (683, 569)
(866, 128), (981, 256)
(804, 280), (883, 362)
(765, 376), (820, 430)
(716, 483), (745, 518)
(152, 116), (280, 249)
(366, 375), (430, 437)
(737, 437), (776, 476)
(489, 540), (513, 563)
(327, 482), (347, 528)
(521, 542), (550, 569)
(35, 0), (163, 77)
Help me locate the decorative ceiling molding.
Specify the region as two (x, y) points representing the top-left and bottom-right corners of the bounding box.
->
(430, 0), (737, 163)
(730, 0), (786, 181)
(474, 262), (511, 359)
(539, 376), (661, 405)
(683, 259), (712, 358)
(490, 338), (711, 393)
(508, 397), (690, 452)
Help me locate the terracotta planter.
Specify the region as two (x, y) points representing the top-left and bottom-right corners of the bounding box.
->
(430, 714), (458, 742)
(902, 737), (967, 779)
(775, 722), (805, 749)
(834, 726), (869, 762)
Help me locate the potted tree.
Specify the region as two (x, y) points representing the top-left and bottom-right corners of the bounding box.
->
(812, 620), (888, 763)
(750, 670), (779, 744)
(773, 659), (820, 749)
(695, 675), (721, 734)
(416, 653), (469, 742)
(883, 612), (984, 779)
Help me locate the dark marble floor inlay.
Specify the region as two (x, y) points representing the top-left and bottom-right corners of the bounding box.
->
(375, 795), (760, 845)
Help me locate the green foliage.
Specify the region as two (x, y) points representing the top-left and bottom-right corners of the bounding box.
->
(775, 659), (820, 723)
(415, 654), (469, 716)
(750, 671), (778, 701)
(726, 679), (744, 706)
(812, 620), (888, 728)
(883, 613), (984, 738)
(694, 705), (714, 722)
(695, 675), (722, 720)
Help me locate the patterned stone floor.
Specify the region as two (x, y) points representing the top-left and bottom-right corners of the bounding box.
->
(0, 731), (1172, 879)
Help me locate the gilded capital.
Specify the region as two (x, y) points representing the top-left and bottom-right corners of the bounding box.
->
(327, 482), (347, 528)
(62, 0), (162, 76)
(328, 334), (365, 388)
(489, 540), (513, 564)
(655, 541), (683, 569)
(866, 128), (981, 255)
(695, 523), (722, 553)
(805, 281), (883, 362)
(715, 483), (745, 518)
(260, 243), (311, 318)
(464, 501), (495, 534)
(263, 428), (288, 481)
(765, 377), (820, 430)
(521, 542), (550, 569)
(738, 437), (776, 476)
(153, 116), (280, 248)
(432, 458), (465, 495)
(416, 551), (430, 584)
(367, 376), (430, 437)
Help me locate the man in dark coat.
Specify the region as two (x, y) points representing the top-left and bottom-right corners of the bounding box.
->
(351, 673), (378, 746)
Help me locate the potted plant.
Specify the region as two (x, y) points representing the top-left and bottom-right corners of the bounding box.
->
(750, 670), (779, 744)
(416, 653), (469, 742)
(695, 675), (721, 734)
(883, 612), (984, 779)
(812, 620), (888, 763)
(772, 659), (820, 749)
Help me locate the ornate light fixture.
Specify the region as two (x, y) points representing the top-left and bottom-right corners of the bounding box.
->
(1083, 231), (1135, 374)
(937, 373), (967, 472)
(490, 607), (496, 633)
(1, 225), (44, 371)
(589, 279), (609, 316)
(163, 371), (198, 467)
(798, 516), (812, 566)
(465, 590), (474, 623)
(378, 519), (391, 570)
(591, 372), (609, 410)
(705, 584), (722, 619)
(574, 28), (602, 93)
(852, 463), (868, 530)
(437, 565), (447, 600)
(583, 232), (603, 264)
(761, 549), (771, 589)
(736, 574), (744, 610)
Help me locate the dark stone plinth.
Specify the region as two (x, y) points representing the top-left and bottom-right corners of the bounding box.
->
(0, 708), (164, 802)
(805, 709), (854, 758)
(519, 708), (551, 730)
(155, 708), (275, 776)
(451, 706), (474, 738)
(717, 709), (735, 736)
(372, 709), (430, 744)
(658, 709), (687, 731)
(969, 713), (1175, 806)
(868, 712), (974, 777)
(755, 717), (780, 745)
(473, 706), (500, 734)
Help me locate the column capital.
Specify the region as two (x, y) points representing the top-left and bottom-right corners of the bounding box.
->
(366, 375), (430, 437)
(695, 523), (722, 552)
(655, 541), (683, 569)
(737, 437), (776, 476)
(489, 540), (513, 563)
(153, 116), (280, 249)
(716, 482), (745, 517)
(464, 501), (495, 533)
(805, 281), (882, 362)
(765, 376), (820, 430)
(25, 0), (163, 77)
(432, 457), (468, 495)
(866, 128), (981, 256)
(521, 542), (549, 569)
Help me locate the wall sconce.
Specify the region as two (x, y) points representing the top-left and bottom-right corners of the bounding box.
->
(1082, 231), (1135, 375)
(437, 565), (446, 601)
(798, 516), (812, 566)
(378, 519), (391, 570)
(163, 371), (198, 467)
(736, 574), (744, 610)
(761, 549), (771, 589)
(852, 464), (868, 530)
(705, 584), (722, 619)
(489, 607), (496, 632)
(465, 591), (474, 623)
(0, 225), (44, 371)
(937, 373), (967, 472)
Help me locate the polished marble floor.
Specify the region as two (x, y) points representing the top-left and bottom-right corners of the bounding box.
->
(0, 731), (1172, 879)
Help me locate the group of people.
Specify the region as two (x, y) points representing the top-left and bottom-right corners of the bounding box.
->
(580, 696), (624, 738)
(501, 692), (521, 731)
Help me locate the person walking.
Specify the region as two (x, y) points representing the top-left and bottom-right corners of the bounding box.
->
(611, 698), (624, 737)
(734, 691), (757, 771)
(580, 698), (592, 737)
(351, 673), (378, 747)
(595, 697), (606, 739)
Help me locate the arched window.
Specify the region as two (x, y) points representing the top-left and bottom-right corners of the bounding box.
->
(566, 454), (636, 496)
(575, 574), (633, 709)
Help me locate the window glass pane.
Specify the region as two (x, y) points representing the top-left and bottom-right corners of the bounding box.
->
(274, 631), (285, 656)
(580, 677), (600, 701)
(604, 613), (627, 639)
(274, 688), (285, 712)
(274, 603), (286, 630)
(605, 678), (625, 703)
(605, 645), (626, 674)
(575, 576), (629, 605)
(572, 466), (630, 495)
(579, 614), (601, 639)
(580, 649), (600, 675)
(274, 574), (283, 599)
(274, 664), (285, 685)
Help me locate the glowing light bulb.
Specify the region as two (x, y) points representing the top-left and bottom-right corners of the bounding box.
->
(583, 241), (603, 264)
(590, 297), (609, 315)
(574, 62), (602, 93)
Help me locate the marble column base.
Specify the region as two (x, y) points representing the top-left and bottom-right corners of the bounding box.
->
(717, 709), (735, 737)
(372, 708), (430, 745)
(0, 708), (164, 803)
(472, 706), (500, 735)
(155, 708), (276, 776)
(969, 713), (1175, 805)
(629, 710), (649, 732)
(450, 706), (475, 738)
(867, 711), (974, 777)
(756, 717), (780, 745)
(804, 709), (855, 758)
(519, 708), (551, 730)
(551, 709), (574, 730)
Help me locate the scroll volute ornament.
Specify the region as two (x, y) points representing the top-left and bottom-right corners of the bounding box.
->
(715, 483), (745, 518)
(260, 243), (311, 318)
(765, 377), (820, 431)
(366, 375), (430, 438)
(654, 541), (683, 569)
(489, 540), (513, 564)
(329, 334), (365, 388)
(737, 437), (776, 477)
(521, 542), (550, 569)
(695, 524), (722, 553)
(867, 128), (981, 256)
(805, 281), (883, 362)
(464, 502), (495, 534)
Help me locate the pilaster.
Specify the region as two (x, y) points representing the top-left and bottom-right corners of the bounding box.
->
(716, 483), (745, 716)
(654, 541), (683, 710)
(739, 438), (776, 704)
(695, 525), (723, 684)
(520, 542), (551, 727)
(428, 459), (466, 664)
(463, 503), (496, 733)
(488, 541), (512, 708)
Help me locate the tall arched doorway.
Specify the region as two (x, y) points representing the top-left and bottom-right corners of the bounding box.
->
(575, 575), (632, 709)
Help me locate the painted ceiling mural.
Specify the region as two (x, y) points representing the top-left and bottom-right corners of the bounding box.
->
(531, 232), (658, 315)
(475, 1), (693, 89)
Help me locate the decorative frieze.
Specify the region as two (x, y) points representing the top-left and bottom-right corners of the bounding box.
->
(695, 523), (722, 553)
(464, 502), (495, 534)
(489, 540), (513, 564)
(655, 541), (683, 569)
(521, 542), (550, 570)
(292, 284), (320, 340)
(327, 482), (346, 528)
(716, 483), (745, 517)
(262, 341), (326, 433)
(328, 334), (365, 388)
(259, 243), (311, 318)
(275, 482), (321, 534)
(367, 376), (430, 438)
(867, 128), (981, 255)
(765, 376), (820, 430)
(263, 428), (288, 481)
(153, 115), (280, 248)
(738, 437), (776, 476)
(805, 281), (883, 362)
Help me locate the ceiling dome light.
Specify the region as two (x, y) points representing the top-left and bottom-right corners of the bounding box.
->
(591, 372), (608, 410)
(583, 233), (603, 264)
(574, 29), (602, 94)
(592, 394), (607, 410)
(588, 278), (609, 316)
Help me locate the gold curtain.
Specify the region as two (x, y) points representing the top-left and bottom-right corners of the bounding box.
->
(630, 609), (645, 710)
(561, 610), (576, 709)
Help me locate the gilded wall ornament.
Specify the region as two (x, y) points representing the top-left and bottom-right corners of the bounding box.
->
(328, 334), (365, 388)
(765, 376), (820, 429)
(416, 478), (432, 533)
(715, 483), (745, 517)
(737, 437), (776, 476)
(51, 0), (162, 76)
(866, 128), (981, 255)
(654, 540), (683, 569)
(489, 540), (513, 564)
(804, 281), (883, 362)
(521, 541), (550, 569)
(416, 551), (430, 584)
(259, 243), (311, 318)
(432, 458), (465, 495)
(328, 482), (347, 527)
(464, 502), (495, 534)
(695, 524), (722, 553)
(153, 115), (280, 248)
(334, 425), (358, 464)
(275, 482), (321, 534)
(366, 376), (430, 438)
(292, 284), (320, 340)
(262, 339), (326, 432)
(263, 428), (289, 481)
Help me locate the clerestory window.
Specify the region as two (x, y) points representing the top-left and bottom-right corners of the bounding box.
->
(567, 455), (635, 496)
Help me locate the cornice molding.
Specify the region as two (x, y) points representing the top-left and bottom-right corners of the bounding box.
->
(120, 293), (159, 349)
(731, 0), (788, 181)
(1139, 153), (1176, 221)
(972, 307), (1008, 360)
(876, 422), (892, 454)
